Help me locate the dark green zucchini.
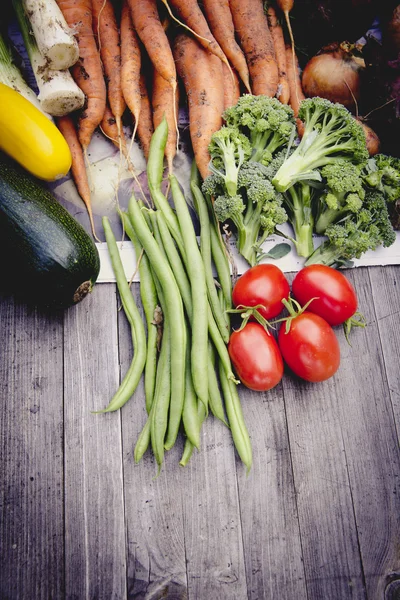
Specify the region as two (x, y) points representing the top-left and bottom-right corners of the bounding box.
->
(0, 154), (100, 308)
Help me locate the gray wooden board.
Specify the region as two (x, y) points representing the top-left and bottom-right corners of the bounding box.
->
(2, 267), (400, 599)
(0, 295), (65, 599)
(63, 284), (127, 600)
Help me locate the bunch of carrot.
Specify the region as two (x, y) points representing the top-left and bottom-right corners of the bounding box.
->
(49, 0), (302, 239)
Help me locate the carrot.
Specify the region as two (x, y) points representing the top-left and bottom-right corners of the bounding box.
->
(100, 105), (128, 153)
(57, 0), (107, 151)
(127, 0), (177, 91)
(137, 73), (155, 160)
(202, 0), (251, 92)
(120, 0), (142, 139)
(152, 66), (180, 173)
(173, 33), (224, 181)
(56, 115), (99, 242)
(161, 0), (232, 74)
(92, 0), (126, 138)
(285, 44), (305, 136)
(276, 0), (295, 57)
(267, 4), (290, 104)
(222, 62), (241, 111)
(229, 0), (279, 97)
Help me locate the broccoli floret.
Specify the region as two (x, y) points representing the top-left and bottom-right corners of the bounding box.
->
(305, 190), (396, 267)
(223, 94), (296, 164)
(201, 171), (226, 199)
(207, 126), (252, 197)
(212, 161), (288, 266)
(314, 160), (366, 234)
(272, 97), (369, 192)
(363, 154), (400, 203)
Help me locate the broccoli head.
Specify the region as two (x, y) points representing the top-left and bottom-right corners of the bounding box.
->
(223, 94), (296, 165)
(272, 97), (369, 192)
(314, 160), (366, 234)
(305, 190), (396, 267)
(363, 154), (400, 203)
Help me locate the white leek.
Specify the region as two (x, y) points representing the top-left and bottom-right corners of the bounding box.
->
(13, 0), (85, 117)
(22, 0), (79, 70)
(0, 31), (52, 118)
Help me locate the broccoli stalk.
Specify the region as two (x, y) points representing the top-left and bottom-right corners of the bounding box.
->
(314, 161), (365, 234)
(272, 98), (369, 192)
(282, 183), (316, 257)
(207, 126), (252, 197)
(223, 94), (296, 165)
(305, 191), (396, 267)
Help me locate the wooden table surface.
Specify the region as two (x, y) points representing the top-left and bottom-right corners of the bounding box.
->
(1, 265), (400, 600)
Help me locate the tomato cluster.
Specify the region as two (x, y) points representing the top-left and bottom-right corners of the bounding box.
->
(228, 263), (361, 391)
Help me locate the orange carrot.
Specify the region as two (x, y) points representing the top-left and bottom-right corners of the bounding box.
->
(285, 44), (305, 136)
(267, 4), (290, 104)
(276, 0), (295, 57)
(127, 0), (177, 91)
(120, 0), (142, 138)
(92, 0), (126, 137)
(57, 0), (107, 151)
(202, 0), (251, 92)
(173, 33), (224, 181)
(152, 66), (180, 173)
(229, 0), (279, 97)
(222, 62), (241, 110)
(100, 105), (128, 153)
(56, 115), (99, 241)
(137, 73), (155, 160)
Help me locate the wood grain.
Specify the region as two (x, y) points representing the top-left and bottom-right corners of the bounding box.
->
(0, 295), (65, 599)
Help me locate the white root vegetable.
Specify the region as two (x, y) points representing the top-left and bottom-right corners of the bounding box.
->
(13, 0), (85, 116)
(22, 0), (79, 70)
(0, 31), (52, 119)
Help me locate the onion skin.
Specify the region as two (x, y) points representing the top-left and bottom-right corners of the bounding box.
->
(301, 42), (365, 112)
(358, 120), (381, 156)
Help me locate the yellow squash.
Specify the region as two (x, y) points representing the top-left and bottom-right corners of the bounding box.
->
(0, 83), (72, 181)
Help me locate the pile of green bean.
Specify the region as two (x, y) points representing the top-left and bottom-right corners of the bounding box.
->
(101, 118), (252, 472)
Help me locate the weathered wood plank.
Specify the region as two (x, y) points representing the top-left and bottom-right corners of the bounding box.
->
(341, 266), (400, 598)
(0, 295), (65, 599)
(118, 284), (189, 600)
(281, 273), (366, 600)
(236, 383), (308, 600)
(63, 284), (127, 600)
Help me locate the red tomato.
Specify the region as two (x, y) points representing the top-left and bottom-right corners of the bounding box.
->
(278, 312), (340, 382)
(292, 265), (358, 326)
(228, 322), (284, 391)
(232, 264), (290, 320)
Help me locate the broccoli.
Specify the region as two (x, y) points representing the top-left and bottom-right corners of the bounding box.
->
(305, 190), (396, 267)
(207, 126), (252, 197)
(272, 97), (369, 192)
(213, 161), (288, 266)
(282, 182), (320, 257)
(223, 94), (296, 165)
(363, 154), (400, 203)
(314, 160), (365, 234)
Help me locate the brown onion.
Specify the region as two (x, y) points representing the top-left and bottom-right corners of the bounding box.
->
(357, 119), (381, 156)
(301, 41), (366, 112)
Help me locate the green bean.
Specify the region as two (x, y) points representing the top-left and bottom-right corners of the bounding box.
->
(134, 416), (151, 463)
(169, 174), (209, 411)
(128, 194), (186, 451)
(147, 118), (185, 256)
(150, 314), (171, 470)
(210, 223), (233, 309)
(121, 212), (159, 413)
(182, 323), (202, 449)
(207, 341), (229, 427)
(156, 211), (192, 318)
(179, 400), (207, 467)
(95, 217), (147, 413)
(190, 174), (230, 343)
(208, 304), (238, 383)
(218, 359), (252, 472)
